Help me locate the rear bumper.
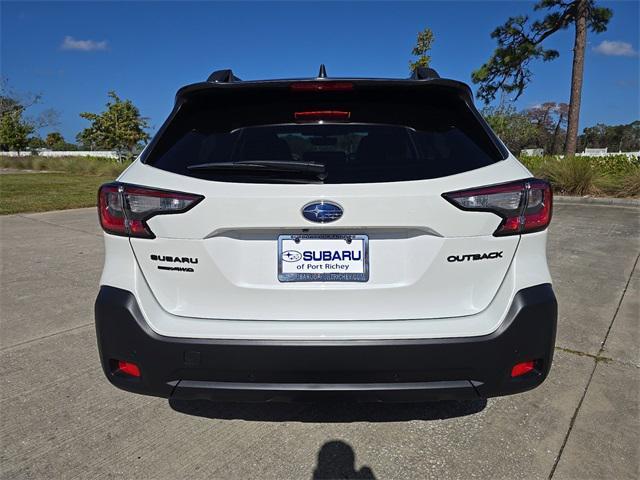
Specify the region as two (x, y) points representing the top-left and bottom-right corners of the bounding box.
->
(95, 284), (557, 402)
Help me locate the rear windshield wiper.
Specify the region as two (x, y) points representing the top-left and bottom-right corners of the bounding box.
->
(187, 160), (326, 176)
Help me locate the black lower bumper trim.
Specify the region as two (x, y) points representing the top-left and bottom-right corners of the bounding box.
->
(95, 284), (557, 402)
(171, 379), (479, 402)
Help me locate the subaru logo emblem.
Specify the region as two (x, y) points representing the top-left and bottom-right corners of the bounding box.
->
(281, 250), (302, 262)
(302, 201), (343, 223)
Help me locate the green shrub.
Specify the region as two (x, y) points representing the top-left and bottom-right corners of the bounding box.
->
(539, 156), (603, 196)
(590, 154), (640, 176)
(618, 167), (640, 197)
(519, 155), (547, 177)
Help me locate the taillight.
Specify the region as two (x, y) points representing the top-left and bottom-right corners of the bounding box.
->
(443, 179), (552, 236)
(290, 81), (354, 92)
(294, 110), (351, 122)
(98, 183), (203, 239)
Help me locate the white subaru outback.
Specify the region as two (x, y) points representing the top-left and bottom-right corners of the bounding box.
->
(95, 67), (556, 402)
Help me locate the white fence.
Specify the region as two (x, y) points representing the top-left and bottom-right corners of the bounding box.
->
(583, 148), (609, 156)
(521, 148), (544, 157)
(1, 150), (118, 159)
(577, 149), (640, 158)
(521, 149), (640, 159)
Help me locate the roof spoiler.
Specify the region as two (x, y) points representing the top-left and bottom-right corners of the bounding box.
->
(207, 69), (242, 83)
(410, 66), (440, 80)
(207, 64), (329, 83)
(207, 65), (440, 83)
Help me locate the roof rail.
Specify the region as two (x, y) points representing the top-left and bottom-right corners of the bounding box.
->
(207, 69), (242, 83)
(410, 66), (440, 80)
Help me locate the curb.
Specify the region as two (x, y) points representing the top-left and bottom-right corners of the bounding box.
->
(554, 195), (640, 207)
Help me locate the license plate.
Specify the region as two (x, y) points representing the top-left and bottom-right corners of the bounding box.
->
(278, 234), (369, 282)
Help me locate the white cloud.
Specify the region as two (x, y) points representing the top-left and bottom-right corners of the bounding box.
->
(593, 40), (637, 57)
(60, 36), (108, 52)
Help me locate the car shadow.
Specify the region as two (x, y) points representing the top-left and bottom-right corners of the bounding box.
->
(168, 397), (487, 423)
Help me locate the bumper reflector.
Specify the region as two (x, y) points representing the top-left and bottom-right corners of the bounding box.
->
(511, 360), (536, 378)
(116, 360), (141, 378)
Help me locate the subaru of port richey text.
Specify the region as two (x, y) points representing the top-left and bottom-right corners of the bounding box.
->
(95, 66), (556, 402)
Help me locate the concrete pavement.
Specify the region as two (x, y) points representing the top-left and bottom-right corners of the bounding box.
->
(0, 203), (638, 479)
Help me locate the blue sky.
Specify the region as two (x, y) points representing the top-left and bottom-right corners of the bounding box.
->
(1, 1), (638, 142)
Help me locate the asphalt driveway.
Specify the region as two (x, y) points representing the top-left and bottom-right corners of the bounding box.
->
(0, 201), (638, 479)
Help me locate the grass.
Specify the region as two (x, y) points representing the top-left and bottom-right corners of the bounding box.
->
(0, 173), (115, 215)
(0, 155), (131, 177)
(0, 156), (129, 214)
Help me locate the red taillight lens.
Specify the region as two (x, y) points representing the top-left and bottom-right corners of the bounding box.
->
(511, 360), (536, 378)
(98, 183), (203, 239)
(98, 184), (126, 235)
(294, 110), (351, 122)
(117, 360), (141, 378)
(443, 179), (552, 236)
(290, 81), (354, 92)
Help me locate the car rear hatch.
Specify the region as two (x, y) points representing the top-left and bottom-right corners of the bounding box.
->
(114, 79), (537, 321)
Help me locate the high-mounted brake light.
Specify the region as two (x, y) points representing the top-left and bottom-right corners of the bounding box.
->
(443, 179), (552, 236)
(98, 183), (203, 239)
(294, 111), (351, 122)
(290, 81), (354, 92)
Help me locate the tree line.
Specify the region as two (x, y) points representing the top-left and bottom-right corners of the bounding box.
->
(0, 83), (149, 161)
(482, 104), (639, 154)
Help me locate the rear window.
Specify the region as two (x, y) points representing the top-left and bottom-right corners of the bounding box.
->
(145, 85), (504, 184)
